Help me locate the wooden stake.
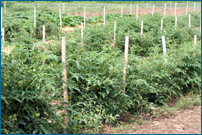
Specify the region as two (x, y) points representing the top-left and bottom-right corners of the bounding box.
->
(121, 6), (123, 18)
(84, 6), (86, 28)
(130, 3), (132, 14)
(34, 7), (36, 27)
(152, 5), (154, 16)
(62, 36), (69, 127)
(2, 27), (4, 40)
(4, 1), (6, 14)
(194, 2), (195, 12)
(59, 8), (62, 29)
(194, 35), (197, 45)
(141, 20), (143, 35)
(1, 27), (4, 49)
(164, 3), (166, 18)
(175, 17), (177, 29)
(189, 14), (191, 28)
(104, 6), (105, 25)
(175, 2), (177, 16)
(161, 19), (163, 30)
(81, 23), (83, 47)
(123, 36), (129, 93)
(34, 7), (36, 36)
(186, 1), (188, 14)
(1, 7), (3, 30)
(136, 4), (138, 19)
(162, 36), (167, 54)
(162, 36), (167, 62)
(63, 3), (65, 14)
(43, 25), (45, 42)
(194, 35), (197, 55)
(114, 21), (116, 46)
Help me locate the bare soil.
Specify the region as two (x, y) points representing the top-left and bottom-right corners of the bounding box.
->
(101, 105), (201, 134)
(66, 7), (201, 18)
(132, 106), (201, 134)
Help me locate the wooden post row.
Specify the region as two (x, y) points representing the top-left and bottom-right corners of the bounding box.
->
(123, 36), (129, 93)
(62, 36), (69, 127)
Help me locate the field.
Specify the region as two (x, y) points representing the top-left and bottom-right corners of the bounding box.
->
(1, 1), (201, 134)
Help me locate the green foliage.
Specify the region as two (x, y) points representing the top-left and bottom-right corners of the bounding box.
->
(1, 43), (65, 133)
(3, 9), (83, 42)
(61, 46), (130, 133)
(2, 7), (201, 134)
(126, 41), (201, 111)
(68, 13), (201, 56)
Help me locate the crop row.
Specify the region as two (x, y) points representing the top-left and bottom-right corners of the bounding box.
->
(1, 9), (201, 134)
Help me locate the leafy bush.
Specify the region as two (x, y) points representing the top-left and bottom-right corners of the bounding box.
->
(62, 46), (130, 132)
(69, 13), (201, 56)
(126, 41), (201, 112)
(1, 43), (65, 133)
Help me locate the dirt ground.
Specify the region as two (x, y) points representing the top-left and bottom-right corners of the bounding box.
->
(131, 106), (201, 134)
(66, 7), (201, 18)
